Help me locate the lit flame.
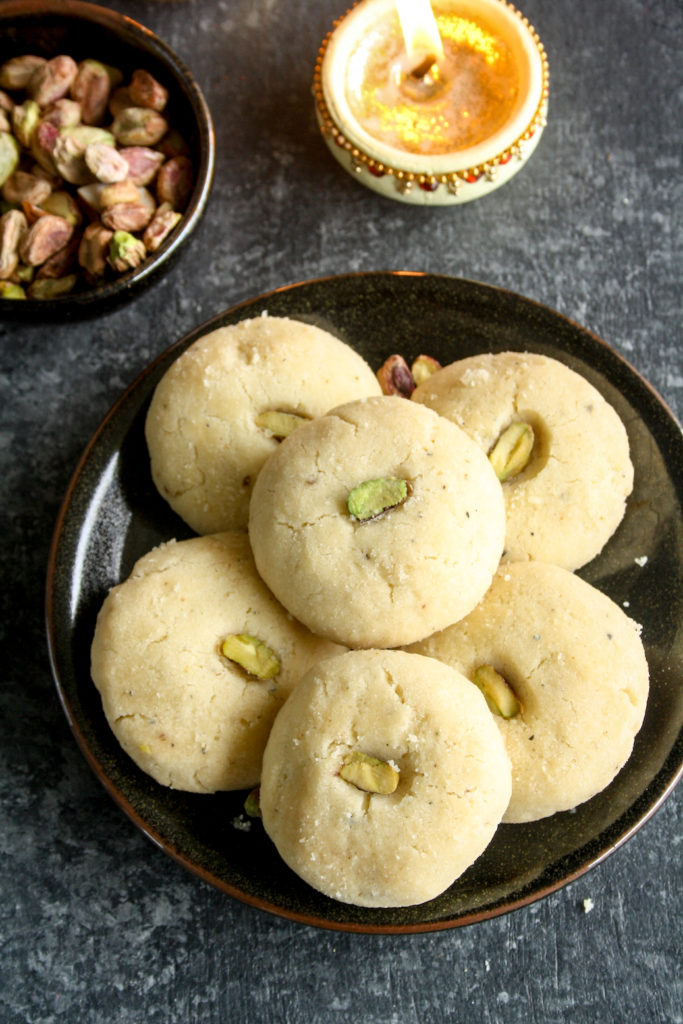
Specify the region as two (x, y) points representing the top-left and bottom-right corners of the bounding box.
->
(395, 0), (444, 60)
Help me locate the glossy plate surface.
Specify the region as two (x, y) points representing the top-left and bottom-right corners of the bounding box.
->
(46, 273), (683, 932)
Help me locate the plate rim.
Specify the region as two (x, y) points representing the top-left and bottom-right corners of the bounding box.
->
(45, 270), (683, 933)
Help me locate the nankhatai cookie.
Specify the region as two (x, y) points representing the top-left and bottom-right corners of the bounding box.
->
(145, 315), (381, 534)
(259, 649), (512, 907)
(90, 532), (344, 792)
(412, 351), (633, 570)
(408, 560), (649, 822)
(248, 395), (506, 648)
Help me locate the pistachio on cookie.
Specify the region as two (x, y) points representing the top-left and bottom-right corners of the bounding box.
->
(347, 477), (408, 522)
(488, 421), (535, 481)
(255, 409), (310, 439)
(473, 664), (522, 719)
(221, 634), (280, 679)
(340, 750), (399, 794)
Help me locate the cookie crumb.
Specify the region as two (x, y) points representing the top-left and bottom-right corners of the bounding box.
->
(582, 897), (594, 914)
(634, 555), (648, 567)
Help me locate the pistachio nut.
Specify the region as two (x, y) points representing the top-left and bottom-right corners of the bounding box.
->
(1, 170), (52, 208)
(78, 222), (113, 277)
(30, 120), (59, 175)
(41, 98), (82, 129)
(156, 155), (193, 210)
(376, 353), (415, 397)
(36, 233), (80, 279)
(18, 213), (73, 267)
(0, 208), (28, 280)
(75, 182), (107, 218)
(472, 665), (522, 719)
(119, 145), (165, 186)
(0, 110), (9, 134)
(41, 190), (83, 226)
(142, 201), (181, 252)
(70, 60), (112, 125)
(60, 124), (115, 151)
(0, 56), (46, 91)
(255, 409), (310, 440)
(347, 477), (408, 522)
(111, 107), (168, 147)
(84, 141), (129, 183)
(128, 69), (169, 112)
(243, 788), (262, 818)
(0, 131), (20, 187)
(220, 634), (280, 680)
(107, 230), (146, 272)
(28, 55), (78, 108)
(98, 178), (140, 208)
(488, 421), (535, 481)
(53, 126), (115, 185)
(101, 201), (154, 233)
(12, 262), (34, 283)
(27, 274), (77, 299)
(0, 279), (26, 299)
(411, 354), (442, 385)
(11, 99), (40, 148)
(339, 751), (399, 794)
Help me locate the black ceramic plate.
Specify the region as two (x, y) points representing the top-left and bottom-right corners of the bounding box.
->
(46, 272), (683, 933)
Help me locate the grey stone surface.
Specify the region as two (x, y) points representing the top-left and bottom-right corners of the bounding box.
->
(1, 1), (681, 1022)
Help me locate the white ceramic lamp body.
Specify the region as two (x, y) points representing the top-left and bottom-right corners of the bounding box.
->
(314, 0), (549, 205)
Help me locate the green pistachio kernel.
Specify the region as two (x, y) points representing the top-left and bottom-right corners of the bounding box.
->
(340, 751), (399, 794)
(244, 787), (262, 818)
(473, 665), (522, 719)
(221, 634), (280, 680)
(488, 421), (535, 482)
(347, 477), (408, 522)
(255, 409), (310, 439)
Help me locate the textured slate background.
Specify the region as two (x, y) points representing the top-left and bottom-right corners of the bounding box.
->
(1, 1), (681, 1021)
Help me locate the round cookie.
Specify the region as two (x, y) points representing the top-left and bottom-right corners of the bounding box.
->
(145, 315), (382, 535)
(90, 532), (344, 793)
(412, 351), (633, 570)
(248, 395), (506, 648)
(260, 649), (512, 907)
(407, 561), (649, 823)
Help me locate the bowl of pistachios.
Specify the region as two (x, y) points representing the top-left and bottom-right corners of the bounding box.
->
(0, 0), (215, 317)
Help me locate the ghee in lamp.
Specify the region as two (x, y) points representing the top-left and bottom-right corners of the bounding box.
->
(314, 0), (549, 205)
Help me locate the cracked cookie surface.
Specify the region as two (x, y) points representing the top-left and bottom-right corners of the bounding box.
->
(145, 315), (381, 534)
(412, 351), (633, 570)
(407, 561), (649, 822)
(259, 649), (512, 907)
(90, 532), (344, 792)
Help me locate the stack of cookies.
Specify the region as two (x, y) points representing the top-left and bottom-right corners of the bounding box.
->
(91, 316), (649, 907)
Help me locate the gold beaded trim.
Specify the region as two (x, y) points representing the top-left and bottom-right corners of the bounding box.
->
(313, 0), (550, 195)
